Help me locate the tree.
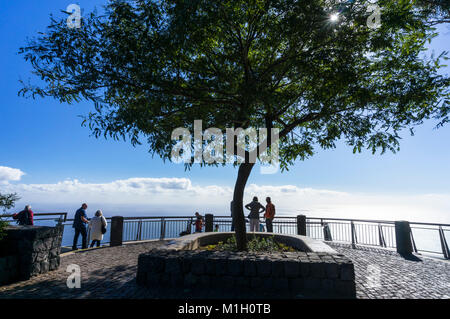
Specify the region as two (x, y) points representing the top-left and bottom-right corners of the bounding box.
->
(19, 0), (449, 250)
(415, 0), (450, 25)
(0, 192), (20, 241)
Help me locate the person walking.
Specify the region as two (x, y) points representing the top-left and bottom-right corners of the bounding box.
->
(12, 205), (34, 226)
(245, 197), (265, 232)
(89, 210), (107, 248)
(264, 197), (276, 233)
(72, 203), (89, 250)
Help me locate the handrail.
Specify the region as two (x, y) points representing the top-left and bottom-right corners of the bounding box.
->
(1, 212), (67, 222)
(306, 217), (450, 227)
(6, 212), (448, 259)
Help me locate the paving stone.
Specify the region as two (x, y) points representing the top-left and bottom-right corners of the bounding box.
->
(0, 241), (449, 299)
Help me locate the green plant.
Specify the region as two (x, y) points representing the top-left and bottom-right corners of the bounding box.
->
(0, 219), (9, 241)
(0, 192), (20, 241)
(205, 235), (296, 252)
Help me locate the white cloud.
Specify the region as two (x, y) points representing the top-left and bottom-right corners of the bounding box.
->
(0, 166), (25, 182)
(2, 176), (450, 224)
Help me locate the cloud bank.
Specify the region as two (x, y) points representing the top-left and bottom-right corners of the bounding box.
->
(0, 166), (25, 183)
(2, 176), (450, 224)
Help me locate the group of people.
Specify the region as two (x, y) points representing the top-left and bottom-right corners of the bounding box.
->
(71, 203), (108, 250)
(191, 196), (276, 234)
(13, 198), (275, 249)
(12, 203), (108, 251)
(244, 196), (276, 232)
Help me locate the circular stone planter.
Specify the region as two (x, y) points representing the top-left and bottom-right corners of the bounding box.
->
(136, 232), (356, 298)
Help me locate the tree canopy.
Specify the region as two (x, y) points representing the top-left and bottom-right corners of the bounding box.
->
(19, 0), (450, 249)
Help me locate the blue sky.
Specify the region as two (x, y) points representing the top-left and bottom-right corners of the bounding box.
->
(1, 1), (449, 222)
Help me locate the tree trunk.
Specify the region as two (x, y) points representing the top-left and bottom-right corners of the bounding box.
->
(232, 162), (255, 251)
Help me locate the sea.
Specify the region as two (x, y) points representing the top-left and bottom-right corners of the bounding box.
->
(16, 210), (449, 259)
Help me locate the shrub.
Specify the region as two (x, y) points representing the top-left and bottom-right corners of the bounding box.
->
(203, 235), (296, 252)
(0, 219), (9, 241)
(0, 192), (20, 242)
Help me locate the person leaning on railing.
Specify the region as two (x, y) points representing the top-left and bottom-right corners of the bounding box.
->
(193, 212), (204, 233)
(89, 210), (107, 248)
(12, 205), (34, 226)
(72, 203), (89, 250)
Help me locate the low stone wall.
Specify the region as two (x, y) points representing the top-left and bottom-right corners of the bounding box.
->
(0, 225), (63, 285)
(136, 233), (356, 298)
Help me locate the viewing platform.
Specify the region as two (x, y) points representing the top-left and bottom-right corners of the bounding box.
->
(1, 213), (449, 299)
(0, 239), (448, 299)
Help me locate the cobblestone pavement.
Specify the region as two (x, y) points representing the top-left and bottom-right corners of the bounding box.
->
(0, 241), (449, 299)
(327, 243), (450, 299)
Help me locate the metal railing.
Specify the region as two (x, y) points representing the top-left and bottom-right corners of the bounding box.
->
(2, 213), (449, 259)
(122, 216), (194, 242)
(305, 217), (397, 249)
(409, 222), (450, 259)
(1, 212), (67, 224)
(212, 215), (298, 234)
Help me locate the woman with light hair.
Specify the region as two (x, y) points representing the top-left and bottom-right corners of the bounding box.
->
(88, 210), (107, 248)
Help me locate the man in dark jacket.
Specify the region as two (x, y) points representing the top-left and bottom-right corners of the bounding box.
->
(13, 205), (34, 226)
(245, 197), (265, 232)
(72, 203), (89, 250)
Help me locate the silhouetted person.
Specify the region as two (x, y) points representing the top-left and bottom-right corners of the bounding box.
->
(193, 212), (204, 233)
(245, 197), (265, 232)
(264, 197), (276, 233)
(13, 205), (34, 226)
(89, 210), (107, 248)
(214, 224), (219, 232)
(72, 203), (89, 250)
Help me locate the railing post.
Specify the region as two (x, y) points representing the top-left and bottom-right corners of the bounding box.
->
(378, 224), (386, 247)
(395, 221), (413, 255)
(136, 219), (143, 241)
(297, 215), (307, 236)
(323, 223), (332, 241)
(351, 221), (357, 248)
(110, 216), (124, 247)
(160, 218), (166, 240)
(205, 214), (213, 232)
(438, 226), (450, 259)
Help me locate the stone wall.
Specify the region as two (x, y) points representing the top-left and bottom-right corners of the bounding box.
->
(0, 225), (63, 285)
(136, 249), (356, 298)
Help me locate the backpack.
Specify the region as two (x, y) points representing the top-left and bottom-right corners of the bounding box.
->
(101, 217), (107, 234)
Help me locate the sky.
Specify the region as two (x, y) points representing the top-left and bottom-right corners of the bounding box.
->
(0, 1), (449, 223)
